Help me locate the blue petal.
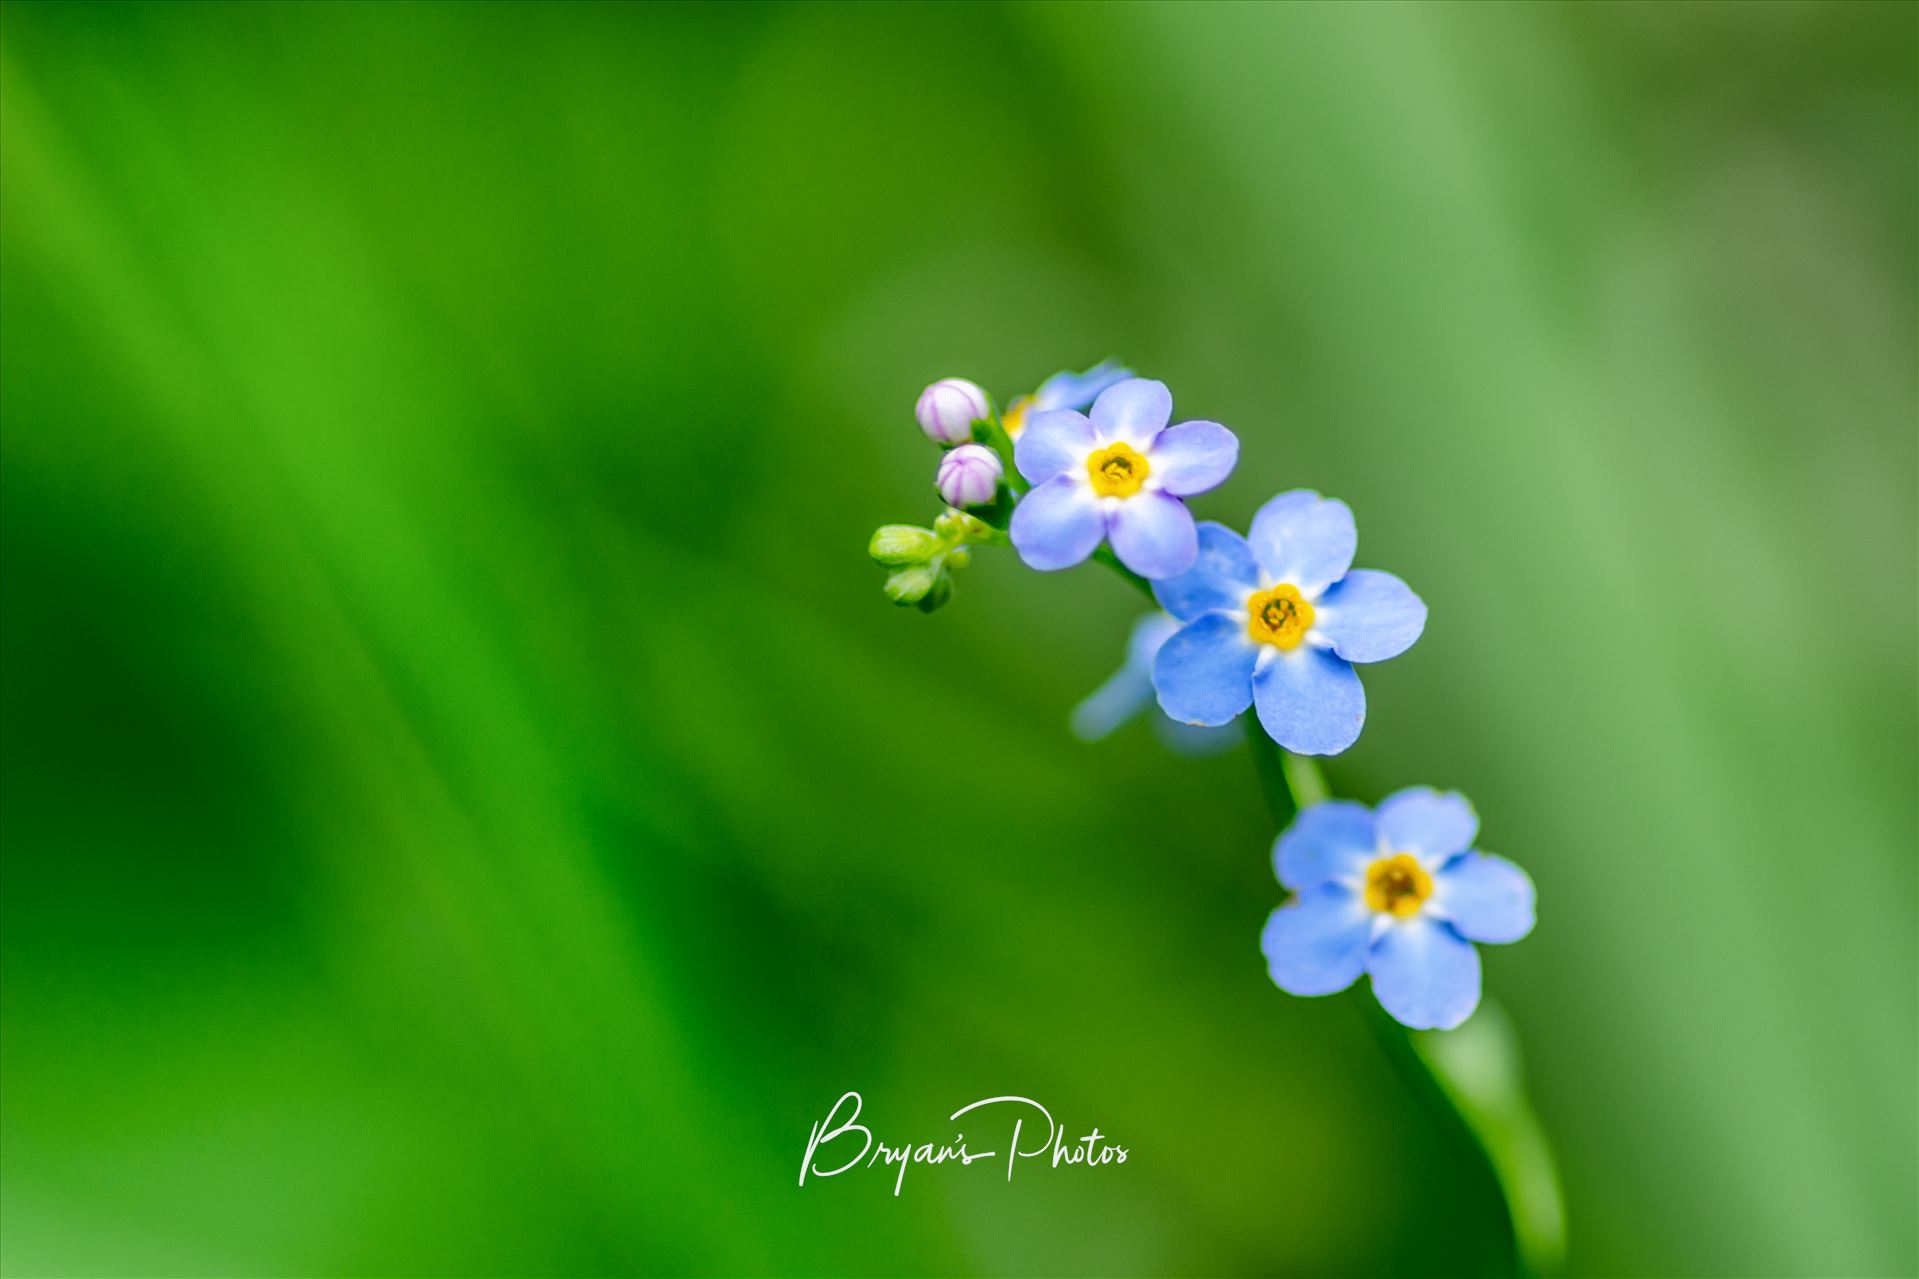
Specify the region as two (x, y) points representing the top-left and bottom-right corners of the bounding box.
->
(1009, 474), (1103, 571)
(1367, 918), (1481, 1030)
(1014, 410), (1094, 486)
(1314, 569), (1426, 664)
(1152, 612), (1257, 726)
(1034, 360), (1133, 413)
(1376, 788), (1478, 866)
(1150, 522), (1259, 622)
(1247, 490), (1357, 597)
(1274, 799), (1378, 891)
(1251, 646), (1365, 756)
(1089, 378), (1172, 447)
(1262, 886), (1372, 996)
(1108, 491), (1197, 579)
(1147, 421), (1238, 496)
(1070, 614), (1179, 742)
(1435, 853), (1536, 944)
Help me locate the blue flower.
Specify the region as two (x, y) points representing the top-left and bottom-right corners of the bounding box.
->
(1002, 360), (1133, 439)
(1009, 379), (1239, 580)
(1261, 789), (1535, 1030)
(1071, 613), (1238, 754)
(1148, 491), (1425, 755)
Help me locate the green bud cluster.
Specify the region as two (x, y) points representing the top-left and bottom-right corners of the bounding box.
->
(867, 509), (1003, 613)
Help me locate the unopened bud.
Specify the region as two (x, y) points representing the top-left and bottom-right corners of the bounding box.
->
(883, 563), (941, 605)
(913, 570), (954, 613)
(935, 443), (1003, 508)
(869, 524), (940, 566)
(915, 377), (989, 446)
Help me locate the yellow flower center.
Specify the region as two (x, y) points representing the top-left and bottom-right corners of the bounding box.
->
(1003, 396), (1032, 439)
(1086, 441), (1149, 498)
(1363, 853), (1433, 919)
(1246, 584), (1315, 650)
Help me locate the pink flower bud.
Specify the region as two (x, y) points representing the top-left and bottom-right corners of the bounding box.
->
(936, 443), (1004, 508)
(915, 378), (989, 445)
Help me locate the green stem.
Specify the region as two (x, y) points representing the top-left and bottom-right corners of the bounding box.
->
(1092, 545), (1156, 601)
(1245, 715), (1297, 827)
(973, 414), (1026, 496)
(1282, 750), (1330, 808)
(1244, 719), (1332, 823)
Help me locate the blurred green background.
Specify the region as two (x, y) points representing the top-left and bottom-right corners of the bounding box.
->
(2, 2), (1914, 1275)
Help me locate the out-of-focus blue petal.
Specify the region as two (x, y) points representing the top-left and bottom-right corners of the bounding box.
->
(1150, 522), (1259, 622)
(1108, 492), (1197, 579)
(1251, 646), (1365, 756)
(1275, 799), (1378, 891)
(1435, 853), (1536, 944)
(1070, 613), (1179, 741)
(1148, 421), (1238, 496)
(1126, 611), (1182, 669)
(1089, 378), (1173, 448)
(1069, 658), (1152, 742)
(1152, 612), (1257, 726)
(1014, 410), (1095, 485)
(1034, 360), (1133, 413)
(1009, 474), (1103, 571)
(1376, 787), (1478, 866)
(1262, 886), (1372, 996)
(1247, 490), (1357, 597)
(1367, 917), (1481, 1030)
(1314, 569), (1426, 663)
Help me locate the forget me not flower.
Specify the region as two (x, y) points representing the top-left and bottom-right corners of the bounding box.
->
(1261, 789), (1535, 1030)
(1002, 360), (1133, 438)
(1150, 491), (1425, 755)
(1010, 379), (1239, 580)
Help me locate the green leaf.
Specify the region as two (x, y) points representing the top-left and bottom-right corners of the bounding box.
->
(1415, 998), (1568, 1276)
